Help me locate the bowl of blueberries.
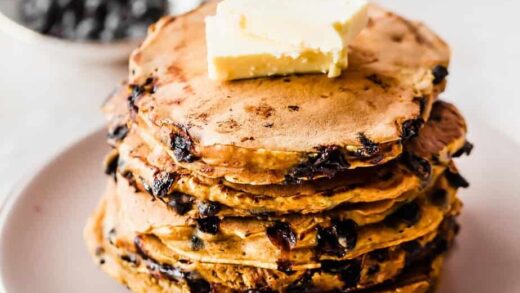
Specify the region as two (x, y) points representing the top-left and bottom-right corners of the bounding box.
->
(0, 0), (204, 63)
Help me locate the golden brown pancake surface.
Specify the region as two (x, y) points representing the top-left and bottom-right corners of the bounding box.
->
(122, 2), (451, 184)
(85, 183), (456, 292)
(110, 101), (466, 216)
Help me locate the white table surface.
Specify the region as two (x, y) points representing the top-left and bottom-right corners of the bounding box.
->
(0, 0), (519, 202)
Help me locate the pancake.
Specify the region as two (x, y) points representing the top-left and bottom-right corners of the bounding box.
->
(122, 1), (451, 185)
(85, 185), (457, 292)
(102, 171), (460, 270)
(116, 172), (428, 227)
(109, 101), (467, 216)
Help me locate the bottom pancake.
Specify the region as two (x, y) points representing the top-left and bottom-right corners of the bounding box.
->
(84, 185), (458, 292)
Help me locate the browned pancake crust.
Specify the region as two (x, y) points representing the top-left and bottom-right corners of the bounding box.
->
(85, 187), (456, 292)
(108, 101), (467, 216)
(119, 2), (451, 184)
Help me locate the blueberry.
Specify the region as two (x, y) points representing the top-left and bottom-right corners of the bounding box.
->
(151, 172), (177, 198)
(167, 192), (194, 215)
(75, 17), (100, 40)
(356, 133), (380, 158)
(385, 201), (422, 227)
(432, 65), (449, 84)
(191, 236), (204, 251)
(19, 0), (168, 41)
(401, 118), (424, 141)
(332, 219), (358, 251)
(266, 221), (297, 251)
(198, 201), (221, 217)
(196, 217), (220, 235)
(316, 226), (345, 257)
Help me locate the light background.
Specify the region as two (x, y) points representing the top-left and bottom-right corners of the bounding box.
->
(0, 0), (519, 201)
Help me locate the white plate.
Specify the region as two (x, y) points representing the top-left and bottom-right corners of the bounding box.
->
(0, 121), (519, 293)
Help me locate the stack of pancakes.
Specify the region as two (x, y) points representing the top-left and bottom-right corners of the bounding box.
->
(84, 2), (472, 292)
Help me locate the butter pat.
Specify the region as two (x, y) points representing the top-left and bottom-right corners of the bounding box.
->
(206, 16), (347, 81)
(206, 0), (368, 81)
(217, 0), (369, 52)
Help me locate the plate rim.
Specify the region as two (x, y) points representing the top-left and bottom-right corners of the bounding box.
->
(0, 127), (105, 293)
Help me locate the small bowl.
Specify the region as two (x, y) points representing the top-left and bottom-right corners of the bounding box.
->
(0, 0), (204, 64)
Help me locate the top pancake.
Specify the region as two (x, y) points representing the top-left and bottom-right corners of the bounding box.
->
(126, 1), (450, 184)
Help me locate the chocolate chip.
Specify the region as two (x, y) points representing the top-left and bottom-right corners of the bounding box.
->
(401, 118), (424, 141)
(332, 219), (358, 251)
(367, 264), (380, 276)
(144, 77), (155, 86)
(129, 83), (142, 101)
(445, 170), (470, 188)
(137, 242), (187, 282)
(104, 153), (119, 178)
(198, 201), (222, 217)
(288, 105), (300, 112)
(151, 172), (177, 198)
(401, 152), (431, 181)
(286, 146), (350, 183)
(432, 65), (449, 85)
(320, 260), (344, 274)
(167, 192), (194, 215)
(154, 263), (185, 282)
(127, 97), (139, 115)
(386, 201), (421, 227)
(368, 248), (389, 262)
(356, 133), (380, 158)
(340, 260), (362, 289)
(186, 277), (212, 293)
(398, 201), (422, 224)
(453, 141), (474, 158)
(120, 254), (139, 266)
(401, 240), (422, 266)
(316, 226), (345, 257)
(128, 78), (156, 114)
(401, 240), (422, 255)
(430, 189), (448, 206)
(196, 217), (220, 235)
(191, 236), (204, 251)
(277, 260), (294, 275)
(266, 221), (297, 251)
(107, 124), (129, 143)
(427, 236), (449, 256)
(170, 133), (199, 163)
